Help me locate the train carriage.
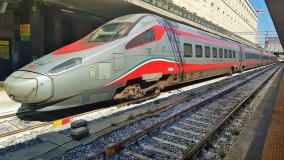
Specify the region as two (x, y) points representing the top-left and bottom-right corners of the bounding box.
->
(4, 14), (277, 111)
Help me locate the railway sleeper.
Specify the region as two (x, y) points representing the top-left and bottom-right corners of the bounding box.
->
(140, 144), (181, 159)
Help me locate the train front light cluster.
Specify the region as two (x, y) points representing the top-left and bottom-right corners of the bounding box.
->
(48, 57), (83, 75)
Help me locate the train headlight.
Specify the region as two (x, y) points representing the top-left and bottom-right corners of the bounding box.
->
(48, 57), (83, 75)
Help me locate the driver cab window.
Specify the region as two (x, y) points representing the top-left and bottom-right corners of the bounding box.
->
(88, 22), (132, 42)
(126, 28), (155, 49)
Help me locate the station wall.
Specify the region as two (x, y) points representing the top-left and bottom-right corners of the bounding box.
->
(0, 2), (103, 80)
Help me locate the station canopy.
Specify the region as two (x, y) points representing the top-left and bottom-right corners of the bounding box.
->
(42, 0), (151, 20)
(265, 0), (284, 49)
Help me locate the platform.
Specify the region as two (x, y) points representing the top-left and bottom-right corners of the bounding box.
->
(261, 68), (284, 159)
(225, 66), (284, 160)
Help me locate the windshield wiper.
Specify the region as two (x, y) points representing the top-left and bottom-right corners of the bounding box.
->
(112, 27), (125, 40)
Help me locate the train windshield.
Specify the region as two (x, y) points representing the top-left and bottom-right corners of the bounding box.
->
(88, 22), (132, 42)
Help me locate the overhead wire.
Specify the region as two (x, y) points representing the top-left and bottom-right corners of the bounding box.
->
(249, 0), (279, 45)
(255, 0), (272, 32)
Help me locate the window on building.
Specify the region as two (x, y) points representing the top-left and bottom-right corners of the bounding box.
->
(184, 43), (192, 57)
(205, 46), (211, 58)
(196, 45), (203, 58)
(213, 47), (217, 58)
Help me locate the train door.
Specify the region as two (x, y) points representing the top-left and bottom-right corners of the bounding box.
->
(159, 19), (185, 82)
(239, 45), (244, 70)
(171, 31), (185, 82)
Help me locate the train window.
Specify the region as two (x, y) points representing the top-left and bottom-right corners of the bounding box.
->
(184, 43), (193, 57)
(219, 49), (223, 58)
(213, 48), (217, 58)
(224, 49), (228, 58)
(205, 46), (211, 58)
(89, 22), (132, 42)
(195, 45), (203, 58)
(245, 53), (248, 59)
(126, 28), (155, 49)
(229, 50), (232, 58)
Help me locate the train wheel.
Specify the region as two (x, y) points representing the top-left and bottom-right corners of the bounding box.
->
(154, 85), (161, 94)
(227, 69), (233, 76)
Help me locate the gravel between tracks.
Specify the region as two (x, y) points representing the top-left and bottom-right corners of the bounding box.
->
(56, 66), (278, 159)
(0, 66), (275, 158)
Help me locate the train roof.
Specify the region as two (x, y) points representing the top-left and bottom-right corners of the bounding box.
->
(109, 14), (267, 54)
(107, 14), (151, 24)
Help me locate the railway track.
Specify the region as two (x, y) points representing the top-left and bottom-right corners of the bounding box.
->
(0, 64), (278, 158)
(0, 67), (252, 143)
(0, 94), (160, 142)
(81, 64), (282, 159)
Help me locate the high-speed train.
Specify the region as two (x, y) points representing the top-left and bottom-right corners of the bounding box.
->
(4, 14), (277, 111)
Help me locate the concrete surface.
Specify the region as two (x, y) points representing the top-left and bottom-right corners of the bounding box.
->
(0, 156), (8, 160)
(109, 114), (130, 124)
(4, 142), (57, 160)
(36, 147), (65, 160)
(251, 68), (284, 160)
(80, 134), (98, 145)
(60, 141), (81, 152)
(38, 132), (73, 146)
(225, 66), (283, 160)
(89, 119), (112, 134)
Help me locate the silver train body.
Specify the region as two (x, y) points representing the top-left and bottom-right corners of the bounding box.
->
(4, 14), (277, 111)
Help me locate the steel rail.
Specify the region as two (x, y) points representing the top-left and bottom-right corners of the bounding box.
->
(181, 64), (282, 159)
(0, 94), (159, 140)
(88, 64), (280, 159)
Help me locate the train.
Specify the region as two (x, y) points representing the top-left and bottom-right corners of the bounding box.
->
(4, 14), (277, 111)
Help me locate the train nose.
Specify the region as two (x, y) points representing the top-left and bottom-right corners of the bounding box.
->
(4, 71), (53, 103)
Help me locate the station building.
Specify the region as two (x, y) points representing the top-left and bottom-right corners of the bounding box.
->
(266, 37), (284, 54)
(172, 0), (258, 43)
(0, 0), (258, 80)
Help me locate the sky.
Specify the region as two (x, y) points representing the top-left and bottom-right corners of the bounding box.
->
(248, 0), (278, 45)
